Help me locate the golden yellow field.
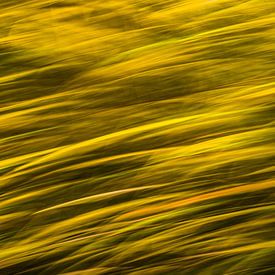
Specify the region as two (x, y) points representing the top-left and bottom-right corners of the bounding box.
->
(0, 0), (274, 274)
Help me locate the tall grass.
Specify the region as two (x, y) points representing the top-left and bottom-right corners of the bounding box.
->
(0, 0), (274, 274)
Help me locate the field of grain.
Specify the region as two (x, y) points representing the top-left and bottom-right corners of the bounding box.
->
(0, 0), (274, 274)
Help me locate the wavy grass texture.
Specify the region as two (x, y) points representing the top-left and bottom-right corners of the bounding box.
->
(0, 0), (275, 274)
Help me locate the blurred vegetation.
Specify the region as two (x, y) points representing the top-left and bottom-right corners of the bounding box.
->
(0, 0), (274, 274)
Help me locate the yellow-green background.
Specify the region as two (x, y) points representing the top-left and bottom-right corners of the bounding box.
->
(0, 0), (274, 274)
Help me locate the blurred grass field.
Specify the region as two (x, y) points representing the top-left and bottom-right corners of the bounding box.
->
(0, 0), (274, 274)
